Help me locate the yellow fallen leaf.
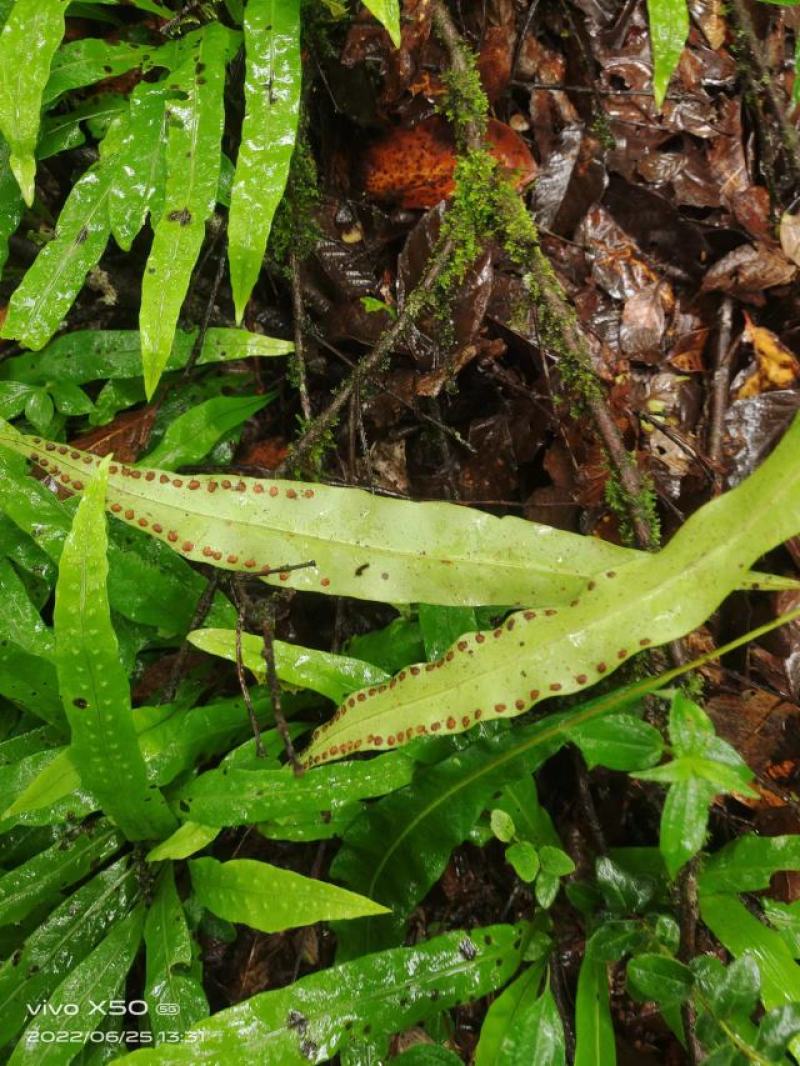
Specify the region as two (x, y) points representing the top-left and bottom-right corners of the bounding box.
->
(737, 312), (800, 398)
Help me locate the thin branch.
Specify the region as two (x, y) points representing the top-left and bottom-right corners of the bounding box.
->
(290, 251), (313, 422)
(261, 600), (302, 774)
(707, 296), (736, 484)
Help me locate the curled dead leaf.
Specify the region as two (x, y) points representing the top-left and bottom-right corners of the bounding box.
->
(736, 313), (800, 399)
(702, 242), (797, 299)
(780, 209), (800, 267)
(362, 116), (536, 208)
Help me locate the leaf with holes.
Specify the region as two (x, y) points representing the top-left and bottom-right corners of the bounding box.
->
(228, 0), (302, 323)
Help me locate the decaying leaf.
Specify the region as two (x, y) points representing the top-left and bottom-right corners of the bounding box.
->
(736, 313), (800, 399)
(702, 243), (797, 299)
(362, 116), (536, 208)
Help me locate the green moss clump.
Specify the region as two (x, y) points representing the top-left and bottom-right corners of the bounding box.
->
(604, 465), (661, 548)
(439, 47), (488, 148)
(267, 133), (321, 271)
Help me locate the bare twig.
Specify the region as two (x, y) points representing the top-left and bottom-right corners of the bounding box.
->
(290, 251), (313, 422)
(183, 229), (228, 380)
(232, 582), (267, 760)
(261, 600), (302, 774)
(678, 859), (702, 1066)
(160, 571), (220, 704)
(707, 296), (736, 483)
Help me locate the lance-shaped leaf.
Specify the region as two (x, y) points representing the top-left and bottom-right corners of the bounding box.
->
(190, 856), (389, 933)
(475, 962), (565, 1066)
(9, 904), (145, 1064)
(228, 0), (302, 323)
(363, 0), (401, 47)
(0, 421), (786, 612)
(302, 413), (800, 765)
(0, 858), (139, 1048)
(54, 458), (176, 840)
(173, 751), (414, 827)
(124, 922), (527, 1065)
(0, 0), (68, 204)
(145, 867), (208, 1044)
(109, 80), (169, 250)
(0, 326), (293, 385)
(646, 0), (689, 108)
(0, 820), (123, 926)
(140, 23), (238, 398)
(144, 394), (273, 470)
(0, 134), (23, 273)
(0, 159), (112, 350)
(189, 626), (389, 703)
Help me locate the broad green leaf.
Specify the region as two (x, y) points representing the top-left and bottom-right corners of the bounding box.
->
(699, 835), (800, 895)
(762, 899), (800, 957)
(144, 394), (272, 470)
(646, 0), (689, 108)
(627, 954), (693, 1007)
(475, 962), (561, 1066)
(0, 0), (68, 204)
(0, 642), (62, 723)
(1, 160), (112, 350)
(140, 23), (237, 397)
(419, 603), (477, 661)
(37, 94), (128, 160)
(596, 856), (654, 914)
(572, 711), (662, 771)
(0, 858), (139, 1048)
(506, 840), (539, 882)
(0, 327), (293, 385)
(228, 0), (302, 323)
(701, 894), (800, 1022)
(490, 808), (516, 843)
(44, 38), (154, 104)
(0, 134), (23, 273)
(575, 955), (616, 1066)
(362, 0), (401, 46)
(146, 821), (219, 862)
(9, 904), (145, 1064)
(393, 1049), (463, 1066)
(0, 556), (53, 659)
(124, 922), (527, 1065)
(0, 820), (122, 927)
(109, 81), (168, 250)
(145, 867), (208, 1043)
(655, 777), (717, 879)
(54, 458), (176, 840)
(189, 627), (390, 703)
(190, 856), (389, 932)
(173, 752), (414, 827)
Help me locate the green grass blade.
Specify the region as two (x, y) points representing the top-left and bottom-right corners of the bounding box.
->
(54, 458), (176, 840)
(228, 0), (302, 323)
(0, 0), (68, 205)
(140, 24), (236, 398)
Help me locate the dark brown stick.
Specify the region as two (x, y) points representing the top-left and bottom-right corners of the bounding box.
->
(290, 251), (313, 423)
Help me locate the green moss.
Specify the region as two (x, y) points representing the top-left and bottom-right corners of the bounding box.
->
(604, 464), (661, 548)
(267, 132), (321, 270)
(439, 46), (488, 148)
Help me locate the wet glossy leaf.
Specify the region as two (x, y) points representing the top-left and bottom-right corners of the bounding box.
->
(124, 922), (527, 1065)
(54, 458), (176, 840)
(572, 712), (663, 771)
(0, 0), (67, 204)
(505, 841), (539, 882)
(144, 394), (272, 470)
(9, 904), (145, 1064)
(189, 627), (389, 703)
(646, 0), (689, 108)
(1, 160), (112, 350)
(146, 821), (218, 862)
(475, 962), (562, 1066)
(173, 751), (414, 827)
(145, 867), (208, 1043)
(627, 954), (693, 1007)
(0, 820), (122, 927)
(140, 24), (237, 398)
(0, 134), (23, 273)
(699, 835), (800, 895)
(228, 0), (302, 323)
(109, 81), (168, 251)
(44, 38), (154, 104)
(0, 858), (139, 1048)
(362, 0), (400, 46)
(190, 856), (389, 933)
(0, 327), (292, 385)
(418, 604), (477, 661)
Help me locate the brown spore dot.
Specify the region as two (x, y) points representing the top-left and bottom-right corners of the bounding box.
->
(188, 479), (200, 490)
(410, 666), (420, 676)
(207, 481), (217, 493)
(618, 649), (628, 659)
(544, 608), (557, 617)
(549, 682), (562, 692)
(304, 489), (314, 498)
(253, 483), (264, 494)
(476, 633), (486, 644)
(639, 637), (651, 647)
(235, 481), (246, 492)
(445, 650), (454, 662)
(181, 541), (194, 553)
(321, 577), (331, 587)
(110, 503), (122, 514)
(387, 736), (396, 747)
(167, 531), (178, 542)
(279, 572), (289, 581)
(286, 488), (297, 499)
(575, 673), (588, 684)
(172, 479), (183, 488)
(212, 551), (222, 561)
(474, 709), (483, 720)
(153, 523), (163, 534)
(357, 692), (366, 702)
(269, 485), (279, 497)
(457, 640), (468, 651)
(226, 554), (238, 564)
(461, 715), (470, 727)
(430, 721), (441, 732)
(446, 716), (456, 729)
(506, 618), (515, 630)
(138, 518), (148, 528)
(529, 689), (540, 700)
(124, 509), (134, 520)
(524, 610), (536, 620)
(373, 735), (383, 746)
(159, 474), (170, 484)
(587, 580), (596, 591)
(606, 570), (617, 578)
(597, 662), (607, 673)
(221, 479), (231, 489)
(493, 628), (503, 638)
(72, 480), (84, 491)
(494, 703), (507, 713)
(145, 471), (155, 482)
(515, 698), (526, 710)
(244, 558), (256, 568)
